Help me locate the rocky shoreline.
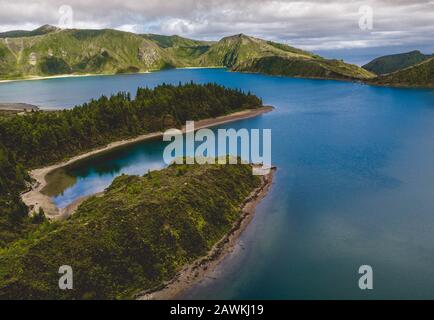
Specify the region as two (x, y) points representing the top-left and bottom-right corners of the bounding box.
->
(137, 166), (276, 300)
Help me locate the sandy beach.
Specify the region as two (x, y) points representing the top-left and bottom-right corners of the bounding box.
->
(0, 73), (100, 84)
(0, 67), (225, 84)
(21, 106), (273, 220)
(0, 71), (153, 84)
(137, 166), (276, 300)
(176, 66), (224, 69)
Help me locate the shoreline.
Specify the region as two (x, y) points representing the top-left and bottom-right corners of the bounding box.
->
(137, 166), (276, 300)
(21, 106), (274, 220)
(175, 66), (225, 70)
(0, 71), (152, 84)
(2, 69), (431, 89)
(0, 67), (226, 84)
(233, 69), (374, 84)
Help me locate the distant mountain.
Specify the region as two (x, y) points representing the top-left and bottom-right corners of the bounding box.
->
(142, 34), (213, 49)
(362, 50), (433, 75)
(370, 57), (434, 88)
(0, 24), (60, 38)
(0, 26), (376, 81)
(0, 28), (176, 78)
(200, 34), (374, 80)
(141, 34), (214, 66)
(234, 55), (375, 81)
(197, 34), (315, 67)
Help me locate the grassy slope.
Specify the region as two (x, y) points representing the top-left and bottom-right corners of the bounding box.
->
(0, 27), (375, 81)
(0, 28), (174, 78)
(197, 34), (314, 67)
(370, 57), (434, 88)
(142, 34), (214, 67)
(0, 25), (59, 39)
(233, 55), (375, 80)
(0, 162), (261, 299)
(5, 26), (432, 86)
(362, 50), (433, 75)
(202, 34), (374, 80)
(142, 34), (212, 49)
(0, 41), (17, 76)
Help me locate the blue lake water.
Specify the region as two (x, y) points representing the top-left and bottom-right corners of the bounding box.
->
(1, 68), (434, 299)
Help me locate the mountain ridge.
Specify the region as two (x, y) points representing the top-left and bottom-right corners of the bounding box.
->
(0, 24), (60, 38)
(369, 56), (434, 88)
(0, 25), (374, 81)
(363, 50), (434, 75)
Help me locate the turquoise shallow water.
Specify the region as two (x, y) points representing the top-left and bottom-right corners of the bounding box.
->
(1, 68), (434, 299)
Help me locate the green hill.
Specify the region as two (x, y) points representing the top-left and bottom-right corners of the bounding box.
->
(3, 26), (434, 86)
(0, 25), (59, 39)
(370, 57), (434, 88)
(196, 33), (315, 67)
(0, 83), (263, 247)
(233, 55), (375, 81)
(363, 50), (433, 75)
(191, 34), (374, 80)
(142, 34), (214, 67)
(0, 26), (375, 81)
(0, 162), (262, 299)
(0, 28), (176, 79)
(142, 34), (212, 49)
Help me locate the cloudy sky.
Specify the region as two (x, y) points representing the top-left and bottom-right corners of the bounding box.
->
(0, 0), (433, 64)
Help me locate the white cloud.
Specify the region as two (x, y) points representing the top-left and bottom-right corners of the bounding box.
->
(0, 0), (433, 52)
(159, 18), (204, 35)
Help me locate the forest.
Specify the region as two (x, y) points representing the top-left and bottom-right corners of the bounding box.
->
(0, 82), (263, 247)
(0, 82), (262, 167)
(0, 162), (261, 299)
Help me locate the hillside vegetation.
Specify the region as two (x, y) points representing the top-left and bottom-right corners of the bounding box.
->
(0, 25), (59, 39)
(0, 28), (174, 78)
(0, 162), (261, 299)
(0, 26), (375, 81)
(0, 83), (263, 247)
(196, 34), (315, 67)
(0, 82), (262, 167)
(362, 50), (433, 75)
(370, 57), (434, 88)
(233, 55), (375, 80)
(0, 144), (34, 247)
(2, 25), (433, 86)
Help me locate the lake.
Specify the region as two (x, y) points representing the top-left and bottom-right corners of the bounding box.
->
(1, 68), (434, 299)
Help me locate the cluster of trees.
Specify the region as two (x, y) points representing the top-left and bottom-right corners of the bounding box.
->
(0, 162), (261, 299)
(0, 82), (262, 167)
(0, 82), (262, 247)
(0, 143), (33, 247)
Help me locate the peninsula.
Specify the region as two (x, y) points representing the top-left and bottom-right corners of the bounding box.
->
(0, 82), (268, 247)
(0, 162), (275, 299)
